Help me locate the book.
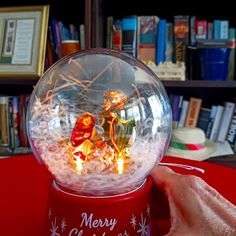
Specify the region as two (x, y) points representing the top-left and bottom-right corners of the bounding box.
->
(174, 15), (189, 63)
(184, 97), (202, 128)
(226, 107), (236, 148)
(170, 95), (183, 129)
(8, 97), (15, 149)
(196, 107), (211, 133)
(190, 16), (196, 46)
(213, 20), (221, 39)
(195, 20), (207, 40)
(69, 24), (79, 40)
(106, 16), (113, 49)
(155, 19), (166, 65)
(79, 24), (85, 50)
(121, 16), (138, 57)
(0, 96), (9, 146)
(12, 96), (20, 148)
(106, 16), (113, 48)
(137, 16), (158, 62)
(45, 27), (56, 70)
(165, 22), (174, 62)
(207, 22), (213, 39)
(213, 20), (229, 40)
(177, 100), (189, 128)
(206, 105), (218, 139)
(227, 28), (235, 81)
(209, 105), (224, 142)
(112, 20), (122, 51)
(220, 20), (229, 39)
(19, 94), (30, 147)
(217, 102), (235, 142)
(51, 19), (61, 59)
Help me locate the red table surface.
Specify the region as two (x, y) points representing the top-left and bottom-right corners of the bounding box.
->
(0, 154), (236, 236)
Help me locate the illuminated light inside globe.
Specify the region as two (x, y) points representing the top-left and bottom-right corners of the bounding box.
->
(27, 48), (172, 196)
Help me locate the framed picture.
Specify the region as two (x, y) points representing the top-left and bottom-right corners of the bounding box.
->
(0, 5), (49, 78)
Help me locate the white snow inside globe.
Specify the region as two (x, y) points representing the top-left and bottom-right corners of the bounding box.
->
(26, 48), (172, 196)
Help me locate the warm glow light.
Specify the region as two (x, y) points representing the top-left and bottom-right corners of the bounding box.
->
(75, 158), (83, 174)
(67, 90), (131, 175)
(117, 157), (124, 174)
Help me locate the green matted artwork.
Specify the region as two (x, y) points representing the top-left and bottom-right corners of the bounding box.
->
(0, 5), (49, 78)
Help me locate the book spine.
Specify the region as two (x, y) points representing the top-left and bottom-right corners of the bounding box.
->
(79, 24), (85, 51)
(190, 16), (196, 46)
(106, 16), (113, 49)
(213, 20), (221, 39)
(165, 22), (174, 62)
(13, 96), (20, 147)
(196, 107), (211, 133)
(121, 16), (138, 57)
(205, 105), (217, 138)
(184, 97), (202, 128)
(0, 96), (9, 146)
(209, 105), (224, 142)
(155, 19), (166, 64)
(51, 19), (61, 59)
(174, 15), (189, 63)
(112, 20), (122, 51)
(207, 22), (213, 39)
(19, 95), (29, 147)
(138, 16), (158, 62)
(45, 27), (56, 70)
(170, 95), (183, 129)
(195, 20), (207, 40)
(220, 20), (229, 39)
(227, 28), (235, 81)
(217, 102), (235, 142)
(226, 111), (236, 148)
(177, 100), (189, 128)
(8, 96), (15, 149)
(69, 24), (78, 40)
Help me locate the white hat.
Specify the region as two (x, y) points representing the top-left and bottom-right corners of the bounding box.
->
(165, 127), (217, 161)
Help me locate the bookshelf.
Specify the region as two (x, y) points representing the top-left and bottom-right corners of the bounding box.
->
(0, 0), (91, 155)
(90, 0), (236, 106)
(89, 0), (236, 159)
(1, 0), (236, 157)
(0, 0), (91, 87)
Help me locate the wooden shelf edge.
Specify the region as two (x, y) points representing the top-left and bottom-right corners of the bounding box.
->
(162, 80), (236, 88)
(0, 78), (38, 85)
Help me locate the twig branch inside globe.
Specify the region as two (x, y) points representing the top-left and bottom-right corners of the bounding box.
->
(79, 61), (114, 95)
(69, 58), (90, 79)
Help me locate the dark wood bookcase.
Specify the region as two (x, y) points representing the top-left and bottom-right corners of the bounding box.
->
(1, 0), (235, 105)
(0, 0), (91, 95)
(0, 0), (236, 164)
(90, 0), (236, 108)
(0, 0), (91, 155)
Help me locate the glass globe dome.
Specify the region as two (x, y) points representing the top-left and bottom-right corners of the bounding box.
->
(27, 48), (172, 196)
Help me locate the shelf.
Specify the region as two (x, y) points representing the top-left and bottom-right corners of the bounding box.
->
(162, 80), (236, 88)
(0, 78), (38, 85)
(2, 78), (236, 88)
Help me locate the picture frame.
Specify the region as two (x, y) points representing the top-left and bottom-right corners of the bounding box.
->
(0, 5), (49, 78)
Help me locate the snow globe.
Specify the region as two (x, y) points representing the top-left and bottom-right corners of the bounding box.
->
(26, 48), (172, 235)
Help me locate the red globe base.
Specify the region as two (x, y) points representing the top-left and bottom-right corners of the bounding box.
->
(43, 177), (154, 235)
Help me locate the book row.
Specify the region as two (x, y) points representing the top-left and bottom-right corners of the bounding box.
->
(45, 19), (85, 70)
(106, 15), (235, 81)
(0, 95), (31, 156)
(170, 94), (236, 153)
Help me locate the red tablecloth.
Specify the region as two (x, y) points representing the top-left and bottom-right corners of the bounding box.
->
(0, 154), (236, 236)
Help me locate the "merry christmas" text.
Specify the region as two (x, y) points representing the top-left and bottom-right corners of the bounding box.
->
(80, 212), (117, 231)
